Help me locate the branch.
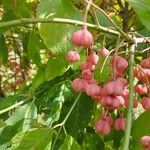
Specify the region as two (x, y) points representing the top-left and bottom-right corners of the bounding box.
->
(0, 17), (120, 36)
(0, 100), (25, 115)
(84, 0), (130, 40)
(122, 43), (135, 150)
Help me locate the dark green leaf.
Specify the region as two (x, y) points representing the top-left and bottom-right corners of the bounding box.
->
(60, 93), (94, 140)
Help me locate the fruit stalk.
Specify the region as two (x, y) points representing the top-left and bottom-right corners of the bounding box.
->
(122, 43), (135, 150)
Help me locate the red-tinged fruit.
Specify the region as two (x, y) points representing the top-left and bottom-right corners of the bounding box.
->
(72, 78), (87, 92)
(95, 119), (110, 135)
(140, 136), (150, 149)
(86, 84), (101, 96)
(81, 69), (93, 80)
(81, 61), (95, 71)
(140, 58), (150, 69)
(66, 50), (80, 62)
(71, 29), (93, 47)
(141, 97), (150, 110)
(134, 84), (148, 95)
(114, 118), (126, 131)
(87, 53), (99, 65)
(99, 48), (109, 58)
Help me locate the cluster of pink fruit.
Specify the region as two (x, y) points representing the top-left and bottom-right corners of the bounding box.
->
(134, 57), (150, 110)
(66, 28), (129, 135)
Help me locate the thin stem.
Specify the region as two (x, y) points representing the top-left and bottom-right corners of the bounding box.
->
(0, 17), (120, 36)
(83, 0), (92, 29)
(52, 92), (82, 150)
(122, 43), (135, 150)
(53, 92), (82, 129)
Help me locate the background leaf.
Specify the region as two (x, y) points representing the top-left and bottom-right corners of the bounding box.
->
(126, 0), (150, 31)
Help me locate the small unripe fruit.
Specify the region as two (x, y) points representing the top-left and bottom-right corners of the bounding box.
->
(134, 84), (148, 95)
(71, 29), (93, 47)
(66, 50), (80, 62)
(87, 53), (99, 65)
(141, 97), (150, 110)
(99, 48), (109, 58)
(72, 78), (87, 92)
(81, 69), (93, 80)
(114, 118), (126, 131)
(140, 136), (150, 149)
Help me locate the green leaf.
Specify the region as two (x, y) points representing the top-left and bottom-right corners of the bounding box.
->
(2, 0), (32, 19)
(37, 0), (81, 54)
(27, 31), (41, 67)
(6, 102), (37, 126)
(94, 57), (110, 84)
(132, 111), (150, 150)
(22, 102), (37, 131)
(126, 0), (150, 31)
(82, 132), (104, 150)
(46, 55), (69, 81)
(31, 67), (46, 91)
(60, 93), (94, 140)
(10, 128), (53, 150)
(0, 33), (8, 64)
(35, 81), (74, 126)
(60, 135), (80, 150)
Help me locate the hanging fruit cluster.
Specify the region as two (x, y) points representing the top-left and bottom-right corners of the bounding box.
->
(66, 27), (131, 135)
(133, 58), (150, 110)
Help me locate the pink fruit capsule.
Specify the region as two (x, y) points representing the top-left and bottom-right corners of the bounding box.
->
(99, 48), (109, 58)
(134, 84), (148, 95)
(114, 118), (126, 131)
(87, 53), (99, 65)
(81, 61), (95, 71)
(72, 78), (87, 92)
(85, 84), (101, 96)
(81, 69), (93, 80)
(141, 97), (150, 110)
(66, 50), (80, 62)
(95, 119), (110, 135)
(140, 58), (150, 69)
(71, 29), (93, 47)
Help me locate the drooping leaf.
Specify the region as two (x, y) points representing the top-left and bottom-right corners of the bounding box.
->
(132, 111), (150, 150)
(127, 0), (150, 31)
(10, 128), (53, 150)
